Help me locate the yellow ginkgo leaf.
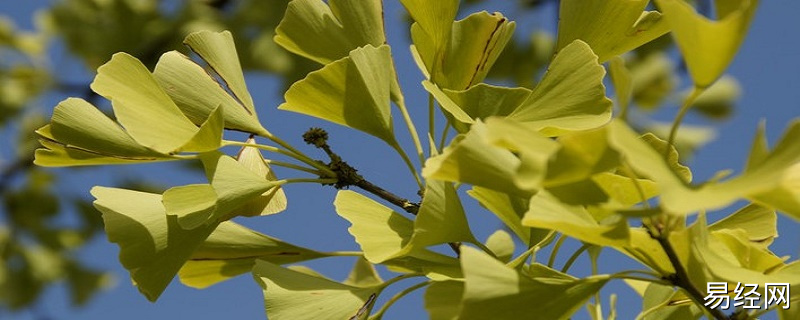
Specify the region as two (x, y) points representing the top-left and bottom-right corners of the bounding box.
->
(655, 0), (759, 87)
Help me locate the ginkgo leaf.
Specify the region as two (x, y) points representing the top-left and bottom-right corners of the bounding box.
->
(343, 257), (383, 288)
(227, 137), (287, 217)
(483, 117), (560, 191)
(162, 184), (218, 230)
(253, 260), (379, 320)
(655, 0), (759, 87)
(35, 98), (173, 166)
(425, 83), (531, 133)
(508, 40), (613, 136)
(179, 221), (328, 289)
(423, 122), (525, 197)
(333, 190), (458, 267)
(413, 11), (515, 90)
(153, 51), (267, 135)
(279, 45), (396, 145)
(183, 30), (256, 114)
(608, 56), (632, 114)
(458, 247), (610, 320)
(178, 105), (224, 153)
(522, 191), (630, 247)
(47, 98), (160, 158)
(274, 0), (385, 65)
(467, 187), (531, 245)
(409, 180), (477, 249)
(557, 0), (670, 63)
(91, 187), (218, 301)
(91, 53), (200, 154)
(424, 280), (464, 320)
(200, 152), (278, 217)
(608, 119), (800, 215)
(708, 203), (777, 247)
(400, 0), (459, 62)
(485, 230), (514, 263)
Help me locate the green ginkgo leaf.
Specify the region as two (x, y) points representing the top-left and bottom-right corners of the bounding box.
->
(467, 187), (531, 245)
(608, 56), (633, 115)
(458, 247), (610, 320)
(400, 0), (459, 63)
(274, 0), (385, 65)
(557, 0), (670, 63)
(410, 180), (477, 249)
(423, 122), (525, 197)
(333, 190), (458, 268)
(608, 119), (800, 215)
(708, 203), (777, 247)
(34, 98), (173, 166)
(427, 41), (612, 136)
(252, 260), (380, 320)
(227, 137), (287, 217)
(655, 0), (759, 87)
(178, 105), (224, 153)
(91, 187), (218, 301)
(153, 51), (267, 135)
(485, 230), (514, 263)
(508, 40), (613, 136)
(199, 152), (278, 217)
(162, 184), (218, 230)
(279, 45), (396, 145)
(522, 191), (630, 247)
(343, 257), (383, 288)
(179, 221), (328, 289)
(424, 280), (464, 320)
(90, 53), (200, 154)
(483, 117), (560, 191)
(183, 31), (257, 115)
(413, 11), (515, 90)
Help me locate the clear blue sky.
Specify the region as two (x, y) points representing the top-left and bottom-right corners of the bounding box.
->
(2, 1), (799, 319)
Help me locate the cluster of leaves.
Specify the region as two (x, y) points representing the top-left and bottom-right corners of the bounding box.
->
(0, 0), (326, 312)
(26, 0), (800, 320)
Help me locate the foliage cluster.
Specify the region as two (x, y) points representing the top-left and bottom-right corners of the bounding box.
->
(2, 0), (798, 319)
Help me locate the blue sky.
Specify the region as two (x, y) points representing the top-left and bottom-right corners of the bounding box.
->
(2, 1), (799, 319)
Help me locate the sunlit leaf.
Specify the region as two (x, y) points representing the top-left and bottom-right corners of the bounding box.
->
(507, 40), (613, 136)
(485, 230), (514, 263)
(557, 0), (670, 62)
(179, 221), (327, 289)
(162, 184), (218, 230)
(91, 53), (199, 154)
(425, 280), (464, 320)
(334, 190), (458, 268)
(253, 260), (379, 320)
(179, 105), (224, 153)
(608, 56), (632, 115)
(413, 11), (515, 89)
(467, 186), (530, 245)
(153, 51), (267, 135)
(458, 247), (609, 320)
(279, 45), (396, 145)
(228, 137), (287, 217)
(608, 120), (800, 215)
(401, 0), (459, 64)
(708, 203), (777, 247)
(410, 180), (477, 248)
(522, 191), (630, 247)
(425, 83), (530, 133)
(183, 31), (256, 114)
(199, 152), (278, 218)
(274, 0), (385, 65)
(343, 257), (383, 288)
(655, 0), (759, 87)
(91, 187), (217, 301)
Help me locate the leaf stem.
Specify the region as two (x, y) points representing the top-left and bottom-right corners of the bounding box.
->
(547, 234), (565, 268)
(370, 281), (431, 319)
(438, 120), (451, 152)
(264, 159), (321, 175)
(664, 87), (704, 161)
(395, 98), (426, 168)
(224, 140), (335, 177)
(391, 143), (424, 191)
(428, 93), (436, 155)
(561, 243), (590, 273)
(326, 251), (364, 257)
(380, 273), (424, 289)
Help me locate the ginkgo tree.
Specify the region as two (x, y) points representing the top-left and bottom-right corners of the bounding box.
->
(32, 0), (799, 319)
